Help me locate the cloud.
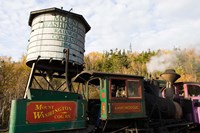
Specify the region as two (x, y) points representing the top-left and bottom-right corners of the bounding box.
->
(0, 0), (200, 61)
(0, 0), (36, 61)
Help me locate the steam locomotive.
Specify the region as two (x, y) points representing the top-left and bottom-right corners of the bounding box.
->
(8, 7), (200, 133)
(9, 68), (200, 133)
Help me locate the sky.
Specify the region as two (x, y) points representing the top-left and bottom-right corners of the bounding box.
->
(0, 0), (200, 61)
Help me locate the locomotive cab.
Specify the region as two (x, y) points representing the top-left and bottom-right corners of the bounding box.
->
(174, 82), (200, 126)
(73, 71), (146, 131)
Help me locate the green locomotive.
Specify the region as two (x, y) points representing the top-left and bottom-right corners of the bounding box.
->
(9, 71), (147, 133)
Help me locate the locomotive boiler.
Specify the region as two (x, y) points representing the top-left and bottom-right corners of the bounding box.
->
(144, 69), (183, 120)
(8, 7), (200, 133)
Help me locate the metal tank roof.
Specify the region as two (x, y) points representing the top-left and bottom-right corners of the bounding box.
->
(28, 7), (91, 33)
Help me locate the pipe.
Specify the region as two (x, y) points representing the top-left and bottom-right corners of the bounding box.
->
(63, 48), (70, 91)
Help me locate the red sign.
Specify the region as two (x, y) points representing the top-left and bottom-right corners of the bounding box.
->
(111, 102), (141, 114)
(26, 101), (77, 124)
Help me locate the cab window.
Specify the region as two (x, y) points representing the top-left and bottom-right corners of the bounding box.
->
(188, 85), (200, 96)
(175, 84), (184, 96)
(110, 78), (141, 99)
(110, 79), (126, 98)
(127, 80), (140, 97)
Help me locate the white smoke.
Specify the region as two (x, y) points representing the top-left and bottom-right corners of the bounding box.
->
(146, 50), (178, 73)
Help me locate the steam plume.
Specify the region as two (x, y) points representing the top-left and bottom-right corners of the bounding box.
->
(146, 50), (178, 73)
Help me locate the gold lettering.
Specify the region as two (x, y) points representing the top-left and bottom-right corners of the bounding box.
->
(32, 104), (74, 120)
(114, 105), (139, 110)
(33, 112), (44, 119)
(64, 114), (71, 118)
(35, 104), (43, 110)
(35, 104), (54, 110)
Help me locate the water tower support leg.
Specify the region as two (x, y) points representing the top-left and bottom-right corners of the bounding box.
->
(23, 56), (40, 99)
(23, 62), (36, 99)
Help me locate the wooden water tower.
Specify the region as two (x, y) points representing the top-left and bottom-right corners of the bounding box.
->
(24, 7), (90, 98)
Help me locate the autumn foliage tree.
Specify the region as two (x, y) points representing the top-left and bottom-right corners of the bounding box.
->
(84, 52), (104, 71)
(0, 55), (30, 129)
(175, 48), (200, 81)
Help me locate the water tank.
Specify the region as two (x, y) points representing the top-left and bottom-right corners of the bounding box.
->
(26, 7), (90, 73)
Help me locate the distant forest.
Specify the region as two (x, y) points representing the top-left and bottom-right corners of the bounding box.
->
(0, 48), (200, 128)
(84, 48), (200, 81)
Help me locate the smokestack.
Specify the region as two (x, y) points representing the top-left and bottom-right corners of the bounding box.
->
(160, 69), (180, 100)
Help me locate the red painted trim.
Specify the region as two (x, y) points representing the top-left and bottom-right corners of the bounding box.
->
(111, 102), (142, 114)
(26, 101), (77, 124)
